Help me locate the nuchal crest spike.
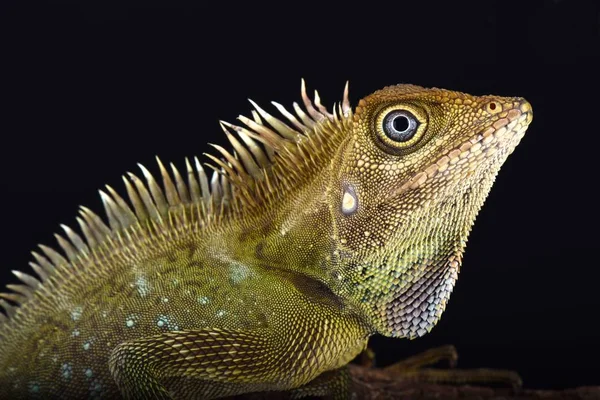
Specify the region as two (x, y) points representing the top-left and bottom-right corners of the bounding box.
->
(0, 80), (352, 321)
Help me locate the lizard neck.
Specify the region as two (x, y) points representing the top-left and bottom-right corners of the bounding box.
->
(328, 166), (501, 338)
(215, 168), (338, 282)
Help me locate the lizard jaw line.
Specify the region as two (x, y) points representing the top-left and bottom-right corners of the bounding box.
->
(392, 106), (531, 196)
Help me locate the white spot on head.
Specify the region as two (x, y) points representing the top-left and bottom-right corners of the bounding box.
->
(85, 368), (93, 378)
(157, 319), (165, 327)
(162, 297), (169, 303)
(342, 185), (358, 215)
(126, 319), (135, 328)
(198, 296), (209, 305)
(217, 310), (225, 317)
(71, 329), (80, 337)
(83, 342), (91, 351)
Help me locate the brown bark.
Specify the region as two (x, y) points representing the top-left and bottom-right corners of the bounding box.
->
(345, 364), (600, 400)
(243, 364), (600, 399)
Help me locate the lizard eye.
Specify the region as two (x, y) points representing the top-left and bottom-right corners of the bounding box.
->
(383, 110), (419, 142)
(374, 105), (428, 152)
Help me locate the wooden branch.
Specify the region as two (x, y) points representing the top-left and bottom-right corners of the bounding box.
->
(242, 364), (600, 399)
(346, 364), (600, 400)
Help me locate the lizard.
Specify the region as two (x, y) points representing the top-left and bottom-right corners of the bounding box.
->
(0, 80), (532, 399)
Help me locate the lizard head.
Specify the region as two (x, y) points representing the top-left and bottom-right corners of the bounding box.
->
(330, 84), (533, 338)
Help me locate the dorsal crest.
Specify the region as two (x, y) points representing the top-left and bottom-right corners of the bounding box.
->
(0, 80), (353, 324)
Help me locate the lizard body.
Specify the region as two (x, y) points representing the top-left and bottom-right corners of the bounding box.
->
(0, 81), (532, 399)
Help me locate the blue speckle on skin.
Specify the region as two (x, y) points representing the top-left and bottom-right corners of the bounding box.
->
(61, 363), (72, 380)
(156, 314), (170, 328)
(85, 368), (93, 378)
(126, 314), (138, 328)
(230, 263), (251, 284)
(198, 296), (209, 305)
(71, 306), (83, 321)
(83, 342), (91, 351)
(89, 379), (103, 396)
(72, 329), (80, 337)
(217, 310), (226, 317)
(162, 297), (169, 303)
(28, 382), (40, 393)
(156, 314), (179, 330)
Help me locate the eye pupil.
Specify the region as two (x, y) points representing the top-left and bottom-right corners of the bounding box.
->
(392, 116), (410, 132)
(489, 102), (497, 110)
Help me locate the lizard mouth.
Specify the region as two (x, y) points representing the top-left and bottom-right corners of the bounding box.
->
(391, 99), (533, 197)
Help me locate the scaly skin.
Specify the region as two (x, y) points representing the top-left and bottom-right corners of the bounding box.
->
(0, 82), (532, 399)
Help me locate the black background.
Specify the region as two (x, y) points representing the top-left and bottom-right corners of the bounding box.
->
(1, 0), (599, 391)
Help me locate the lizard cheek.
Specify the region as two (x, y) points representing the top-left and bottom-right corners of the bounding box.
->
(341, 185), (358, 215)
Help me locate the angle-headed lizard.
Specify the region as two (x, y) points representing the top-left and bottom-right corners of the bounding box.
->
(0, 81), (533, 399)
